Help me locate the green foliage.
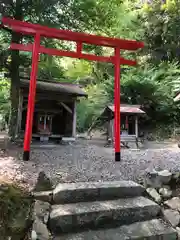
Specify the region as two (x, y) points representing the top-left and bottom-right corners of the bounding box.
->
(77, 83), (108, 132)
(0, 182), (32, 239)
(38, 57), (64, 79)
(117, 63), (180, 125)
(75, 0), (180, 134)
(64, 59), (93, 81)
(1, 0), (180, 137)
(77, 61), (180, 132)
(0, 75), (10, 118)
(140, 0), (180, 63)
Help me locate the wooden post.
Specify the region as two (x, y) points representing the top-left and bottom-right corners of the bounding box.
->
(106, 121), (109, 141)
(114, 47), (121, 161)
(125, 115), (129, 133)
(16, 90), (23, 137)
(23, 33), (40, 161)
(72, 101), (77, 138)
(111, 119), (114, 142)
(135, 115), (138, 138)
(44, 114), (47, 130)
(108, 120), (111, 140)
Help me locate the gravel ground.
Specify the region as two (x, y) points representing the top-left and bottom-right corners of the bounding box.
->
(1, 139), (180, 190)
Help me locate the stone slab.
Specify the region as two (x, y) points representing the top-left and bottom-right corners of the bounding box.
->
(53, 180), (145, 204)
(33, 191), (53, 203)
(49, 196), (160, 233)
(158, 170), (172, 184)
(33, 216), (51, 240)
(33, 200), (51, 224)
(176, 227), (180, 239)
(165, 197), (180, 211)
(146, 188), (162, 203)
(162, 209), (180, 227)
(159, 187), (172, 199)
(145, 170), (162, 188)
(53, 219), (177, 240)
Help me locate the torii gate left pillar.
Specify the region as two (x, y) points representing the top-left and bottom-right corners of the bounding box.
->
(1, 17), (144, 161)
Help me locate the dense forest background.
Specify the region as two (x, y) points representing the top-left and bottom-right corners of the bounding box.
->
(1, 0), (180, 139)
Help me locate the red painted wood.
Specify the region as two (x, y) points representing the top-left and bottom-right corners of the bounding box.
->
(10, 43), (137, 66)
(2, 17), (144, 50)
(114, 48), (121, 161)
(23, 34), (40, 159)
(77, 42), (82, 54)
(0, 16), (144, 161)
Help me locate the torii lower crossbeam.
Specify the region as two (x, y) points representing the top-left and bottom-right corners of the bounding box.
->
(1, 17), (144, 161)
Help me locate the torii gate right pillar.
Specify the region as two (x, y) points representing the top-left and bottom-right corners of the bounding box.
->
(114, 47), (121, 161)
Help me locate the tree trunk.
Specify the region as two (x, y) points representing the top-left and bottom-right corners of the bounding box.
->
(9, 33), (21, 139)
(9, 0), (23, 140)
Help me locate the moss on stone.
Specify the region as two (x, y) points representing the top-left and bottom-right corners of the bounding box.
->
(33, 171), (53, 192)
(0, 182), (33, 240)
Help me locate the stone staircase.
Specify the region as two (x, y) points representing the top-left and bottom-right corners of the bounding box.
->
(48, 181), (177, 239)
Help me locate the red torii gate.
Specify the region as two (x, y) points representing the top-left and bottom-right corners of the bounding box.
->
(1, 17), (144, 161)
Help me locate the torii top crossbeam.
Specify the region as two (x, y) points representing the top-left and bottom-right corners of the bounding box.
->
(2, 17), (143, 50)
(1, 16), (144, 161)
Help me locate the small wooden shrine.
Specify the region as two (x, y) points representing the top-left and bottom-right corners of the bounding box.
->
(17, 78), (87, 142)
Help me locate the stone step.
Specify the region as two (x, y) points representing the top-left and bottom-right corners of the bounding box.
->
(49, 196), (160, 234)
(53, 180), (145, 204)
(53, 219), (177, 240)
